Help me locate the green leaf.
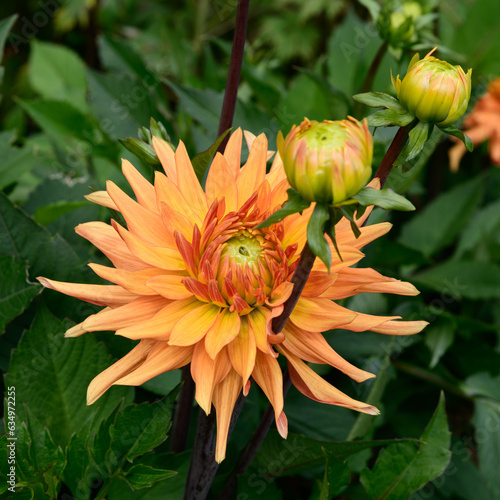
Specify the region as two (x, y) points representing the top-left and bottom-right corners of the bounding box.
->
(119, 137), (160, 167)
(366, 108), (415, 128)
(257, 189), (310, 228)
(17, 98), (120, 163)
(361, 393), (451, 499)
(424, 320), (455, 369)
(5, 302), (134, 447)
(353, 92), (406, 112)
(358, 0), (381, 20)
(0, 191), (83, 282)
(109, 388), (179, 462)
(414, 261), (500, 300)
(0, 131), (39, 190)
(32, 200), (89, 226)
(123, 465), (177, 490)
(28, 40), (88, 113)
(441, 124), (473, 152)
(318, 450), (350, 499)
(0, 15), (17, 60)
(394, 121), (433, 166)
(192, 128), (231, 182)
(0, 256), (40, 334)
(463, 372), (500, 400)
(253, 431), (421, 477)
(398, 175), (483, 257)
(354, 187), (415, 211)
(472, 399), (500, 499)
(307, 203), (331, 269)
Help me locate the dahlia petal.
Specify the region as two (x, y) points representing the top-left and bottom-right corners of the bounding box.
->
(213, 369), (242, 463)
(121, 159), (157, 213)
(339, 222), (392, 250)
(84, 191), (118, 210)
(282, 323), (375, 383)
(146, 274), (193, 300)
(266, 281), (294, 307)
(114, 343), (193, 386)
(290, 297), (357, 332)
(227, 316), (256, 388)
(183, 277), (210, 302)
(66, 295), (169, 337)
(322, 266), (420, 300)
(38, 277), (137, 308)
(160, 201), (194, 241)
(301, 271), (338, 298)
(371, 319), (428, 335)
(205, 153), (238, 212)
(248, 307), (275, 355)
(236, 134), (268, 204)
(87, 339), (155, 404)
(76, 222), (148, 271)
(175, 141), (208, 220)
(448, 142), (467, 172)
(116, 297), (201, 340)
(154, 171), (202, 225)
(191, 343), (216, 414)
(174, 230), (197, 276)
(107, 181), (175, 248)
(168, 303), (221, 346)
(152, 136), (177, 183)
(268, 178), (290, 212)
(276, 411), (288, 439)
(88, 263), (167, 295)
(252, 350), (284, 431)
(281, 347), (379, 415)
(205, 308), (241, 359)
(113, 221), (185, 271)
(223, 128), (242, 178)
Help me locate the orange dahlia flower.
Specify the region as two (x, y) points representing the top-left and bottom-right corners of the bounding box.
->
(38, 129), (427, 462)
(449, 77), (500, 171)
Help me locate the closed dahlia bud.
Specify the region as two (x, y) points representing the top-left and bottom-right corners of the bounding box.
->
(392, 48), (472, 127)
(277, 117), (373, 205)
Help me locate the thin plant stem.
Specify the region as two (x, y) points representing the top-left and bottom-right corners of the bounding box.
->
(219, 243), (317, 500)
(170, 365), (196, 453)
(216, 0), (250, 154)
(374, 124), (412, 188)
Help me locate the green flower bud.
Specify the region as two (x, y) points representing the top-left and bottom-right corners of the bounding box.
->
(277, 117), (373, 205)
(392, 48), (472, 127)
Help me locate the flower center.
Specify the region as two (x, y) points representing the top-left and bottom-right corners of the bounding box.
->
(298, 121), (349, 151)
(223, 232), (263, 265)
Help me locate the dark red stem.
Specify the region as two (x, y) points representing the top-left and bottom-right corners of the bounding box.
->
(170, 365), (195, 453)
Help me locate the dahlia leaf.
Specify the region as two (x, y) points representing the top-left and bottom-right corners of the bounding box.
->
(109, 387), (180, 462)
(354, 187), (415, 211)
(398, 175), (483, 257)
(118, 137), (160, 166)
(4, 302), (134, 447)
(192, 128), (231, 182)
(360, 393), (451, 499)
(319, 449), (350, 499)
(394, 121), (433, 166)
(0, 256), (40, 334)
(441, 125), (474, 152)
(366, 108), (415, 128)
(353, 92), (406, 113)
(122, 464), (177, 490)
(256, 189), (310, 228)
(307, 203), (331, 270)
(253, 431), (422, 477)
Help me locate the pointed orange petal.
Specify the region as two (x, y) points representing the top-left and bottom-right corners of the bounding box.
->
(84, 191), (118, 210)
(107, 181), (175, 248)
(301, 271), (338, 298)
(146, 274), (193, 300)
(114, 343), (193, 386)
(205, 153), (238, 212)
(66, 295), (169, 337)
(152, 136), (177, 183)
(213, 369), (242, 463)
(88, 263), (166, 295)
(191, 342), (216, 414)
(38, 277), (137, 308)
(175, 140), (208, 220)
(227, 316), (256, 388)
(371, 319), (428, 335)
(121, 159), (157, 213)
(281, 347), (379, 415)
(160, 201), (194, 241)
(338, 222), (392, 250)
(113, 221), (185, 271)
(252, 350), (284, 434)
(283, 322), (374, 383)
(223, 128), (242, 178)
(87, 339), (155, 404)
(76, 222), (148, 271)
(205, 308), (241, 359)
(248, 307), (274, 355)
(116, 297), (201, 340)
(236, 134), (267, 204)
(168, 303), (220, 346)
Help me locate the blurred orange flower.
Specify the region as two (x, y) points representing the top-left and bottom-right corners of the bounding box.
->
(449, 78), (500, 171)
(38, 129), (427, 462)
